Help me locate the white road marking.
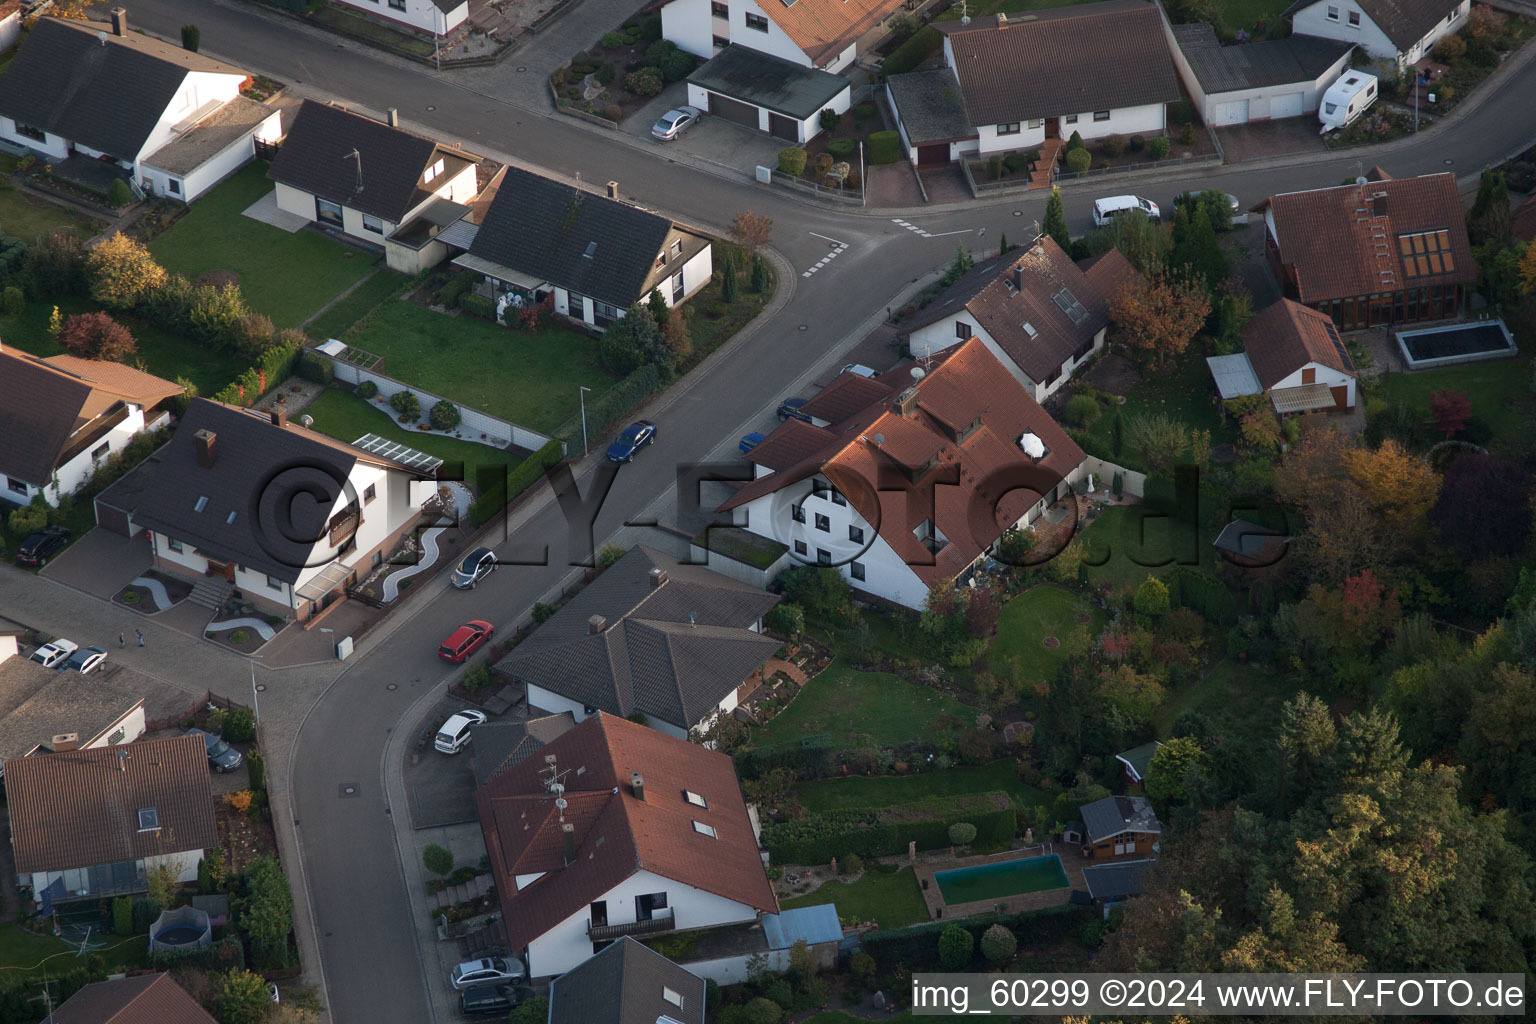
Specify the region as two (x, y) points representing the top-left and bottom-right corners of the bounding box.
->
(803, 232), (850, 277)
(891, 218), (977, 239)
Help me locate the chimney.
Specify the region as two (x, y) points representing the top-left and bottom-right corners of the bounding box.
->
(1371, 193), (1387, 217)
(1016, 264), (1027, 292)
(997, 11), (1008, 27)
(270, 408), (288, 430)
(648, 567), (667, 588)
(606, 181), (619, 200)
(895, 387), (920, 417)
(193, 429), (217, 469)
(387, 107), (399, 128)
(562, 822), (576, 865)
(109, 6), (127, 35)
(630, 771), (645, 801)
(51, 733), (79, 753)
(587, 614), (606, 634)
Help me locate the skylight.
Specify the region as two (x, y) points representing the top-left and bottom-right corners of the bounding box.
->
(684, 790), (708, 808)
(583, 241), (598, 259)
(226, 511), (238, 525)
(194, 496), (208, 512)
(663, 987), (685, 1008)
(692, 821), (717, 838)
(1051, 287), (1089, 325)
(137, 808), (159, 831)
(1021, 321), (1038, 338)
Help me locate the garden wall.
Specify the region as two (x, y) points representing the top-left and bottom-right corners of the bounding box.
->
(1080, 455), (1146, 499)
(676, 938), (837, 985)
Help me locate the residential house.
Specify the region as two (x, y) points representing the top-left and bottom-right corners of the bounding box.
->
(1286, 0), (1469, 65)
(94, 398), (433, 623)
(685, 44), (853, 145)
(0, 10), (281, 201)
(48, 973), (219, 1024)
(471, 713), (577, 787)
(662, 0), (899, 72)
(475, 712), (779, 979)
(548, 938), (705, 1024)
(451, 169), (713, 330)
(0, 344), (183, 509)
(493, 547), (780, 739)
(886, 0), (1182, 165)
(1114, 740), (1163, 786)
(884, 69), (977, 169)
(1255, 170), (1476, 329)
(1167, 22), (1354, 125)
(267, 99), (482, 273)
(5, 734), (217, 904)
(1068, 795), (1161, 860)
(1081, 859), (1153, 907)
(905, 237), (1143, 402)
(329, 0), (469, 41)
(1212, 298), (1358, 413)
(718, 339), (1087, 610)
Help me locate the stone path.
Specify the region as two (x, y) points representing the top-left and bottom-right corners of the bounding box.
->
(131, 576), (175, 611)
(383, 526), (445, 602)
(206, 616), (278, 641)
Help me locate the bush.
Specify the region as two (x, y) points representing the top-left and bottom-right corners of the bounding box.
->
(572, 49), (592, 65)
(1100, 133), (1126, 157)
(827, 137), (855, 160)
(1148, 136), (1171, 159)
(600, 30), (623, 46)
(1003, 152), (1028, 173)
(938, 924), (974, 969)
(390, 390), (420, 420)
(1065, 148), (1091, 173)
(841, 852), (864, 874)
(948, 821), (977, 846)
(1066, 130), (1084, 151)
(230, 629), (250, 644)
(434, 274), (472, 306)
(595, 61), (616, 84)
(1169, 98), (1196, 123)
(867, 130), (900, 164)
(181, 23), (200, 51)
(1129, 134), (1146, 152)
(247, 752), (265, 794)
(855, 102), (876, 118)
(819, 108), (842, 132)
(429, 399), (460, 431)
(625, 66), (663, 96)
(1436, 33), (1466, 61)
(423, 844), (454, 876)
(355, 379), (378, 400)
(778, 147), (808, 176)
(1180, 121), (1197, 145)
(759, 793), (1014, 862)
(131, 897), (162, 934)
(980, 923), (1018, 965)
(113, 896), (133, 935)
(107, 178), (133, 207)
(224, 708), (255, 743)
(640, 12), (662, 39)
(297, 348), (333, 385)
(459, 291), (497, 320)
(532, 602), (557, 624)
(989, 155), (1003, 180)
(1065, 393), (1099, 427)
(1, 285), (22, 316)
(59, 311), (136, 361)
(764, 603), (805, 639)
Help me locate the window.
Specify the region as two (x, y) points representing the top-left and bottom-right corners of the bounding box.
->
(423, 158), (446, 183)
(1398, 229), (1456, 277)
(850, 560), (866, 581)
(671, 271), (684, 303)
(1065, 114), (1078, 124)
(1348, 9), (1360, 24)
(364, 483), (377, 503)
(955, 320), (973, 339)
(745, 11), (768, 30)
(671, 239), (683, 258)
(1301, 367), (1316, 384)
(167, 538), (184, 553)
(362, 214), (384, 234)
(684, 790), (708, 808)
(594, 300), (624, 324)
(655, 250), (668, 268)
(996, 122), (1021, 135)
(108, 728), (125, 745)
(816, 548), (831, 565)
(372, 550), (384, 567)
(136, 808), (159, 831)
(167, 179), (181, 195)
(711, 0), (728, 13)
(791, 503), (806, 523)
(267, 574), (284, 590)
(692, 821), (717, 837)
(664, 987), (685, 1009)
(814, 513), (830, 533)
(1027, 118), (1043, 129)
(830, 490), (846, 507)
(794, 539), (808, 555)
(5, 477), (25, 495)
(316, 197), (343, 226)
(12, 121), (46, 142)
(713, 34), (730, 47)
(1326, 4), (1339, 17)
(1324, 102), (1338, 115)
(91, 441), (110, 464)
(388, 0), (405, 8)
(849, 525), (864, 544)
(1093, 110), (1110, 122)
(1022, 321), (1038, 338)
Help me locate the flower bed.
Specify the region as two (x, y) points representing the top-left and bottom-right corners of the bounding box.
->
(550, 12), (690, 125)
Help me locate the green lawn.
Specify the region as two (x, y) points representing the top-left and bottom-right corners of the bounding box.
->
(302, 388), (523, 486)
(149, 163), (377, 328)
(1075, 504), (1217, 592)
(1153, 658), (1294, 748)
(751, 661), (970, 750)
(780, 865), (929, 929)
(0, 295), (247, 396)
(0, 181), (99, 242)
(0, 924), (148, 979)
(1381, 359), (1534, 445)
(795, 760), (1049, 814)
(342, 302), (615, 435)
(988, 585), (1107, 690)
(307, 267), (410, 341)
(1074, 355), (1235, 475)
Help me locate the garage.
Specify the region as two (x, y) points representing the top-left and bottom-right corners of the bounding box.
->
(916, 143), (950, 168)
(93, 499), (134, 538)
(1214, 98), (1249, 125)
(706, 92), (759, 131)
(1270, 91), (1305, 118)
(768, 112), (798, 141)
(1170, 23), (1356, 126)
(687, 45), (853, 145)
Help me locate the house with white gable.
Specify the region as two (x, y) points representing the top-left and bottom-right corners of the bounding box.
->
(716, 338), (1088, 610)
(93, 399), (434, 623)
(662, 0), (901, 72)
(1285, 0), (1469, 65)
(1206, 298), (1358, 414)
(476, 712), (779, 979)
(328, 0), (469, 41)
(0, 346), (183, 509)
(0, 9), (281, 202)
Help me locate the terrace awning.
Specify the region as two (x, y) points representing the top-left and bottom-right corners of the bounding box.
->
(1270, 383), (1336, 414)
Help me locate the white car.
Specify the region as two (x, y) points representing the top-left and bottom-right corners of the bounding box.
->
(840, 363), (879, 378)
(1091, 194), (1161, 227)
(450, 956), (525, 990)
(60, 645), (108, 674)
(28, 639), (78, 669)
(651, 105), (702, 141)
(434, 709), (488, 754)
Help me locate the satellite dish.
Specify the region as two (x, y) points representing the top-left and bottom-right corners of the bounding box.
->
(550, 783), (564, 795)
(300, 414), (314, 428)
(97, 30), (108, 45)
(910, 366), (926, 381)
(1355, 176), (1368, 186)
(872, 433), (885, 444)
(554, 798), (568, 811)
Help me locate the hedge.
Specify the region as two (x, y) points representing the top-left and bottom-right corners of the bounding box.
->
(469, 439), (564, 527)
(460, 291), (497, 321)
(867, 131), (900, 165)
(861, 903), (1092, 965)
(1165, 566), (1238, 625)
(552, 364), (660, 444)
(210, 337), (304, 407)
(735, 739), (838, 782)
(881, 25), (941, 75)
(760, 791), (1014, 863)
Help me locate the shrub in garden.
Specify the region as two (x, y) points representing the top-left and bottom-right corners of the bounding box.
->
(423, 844), (454, 876)
(224, 708), (255, 743)
(218, 968), (271, 1024)
(88, 232), (167, 309)
(113, 896), (133, 935)
(356, 379), (378, 399)
(750, 254), (769, 293)
(812, 152), (834, 178)
(242, 857), (294, 970)
(533, 602), (557, 624)
(1169, 98), (1196, 123)
(59, 311), (136, 361)
(107, 178), (133, 207)
(1436, 33), (1466, 61)
(937, 924), (974, 969)
(841, 852), (864, 874)
(855, 102), (876, 118)
(603, 103), (622, 122)
(429, 399), (460, 431)
(1148, 136), (1172, 159)
(1065, 148), (1091, 173)
(1065, 393), (1100, 427)
(0, 285), (20, 316)
(8, 497), (48, 537)
(390, 390), (420, 420)
(1066, 130), (1084, 150)
(948, 821), (978, 846)
(819, 108), (841, 132)
(1003, 152), (1028, 173)
(1180, 121), (1197, 145)
(601, 31), (623, 46)
(1129, 134), (1146, 152)
(230, 629), (250, 645)
(981, 923), (1018, 965)
(595, 61), (616, 84)
(1100, 134), (1126, 157)
(572, 49), (592, 65)
(297, 349), (333, 385)
(181, 23), (200, 51)
(188, 283), (252, 350)
(989, 155), (1003, 180)
(625, 67), (663, 95)
(777, 147), (807, 176)
(827, 137), (855, 160)
(866, 130), (900, 164)
(641, 12), (662, 39)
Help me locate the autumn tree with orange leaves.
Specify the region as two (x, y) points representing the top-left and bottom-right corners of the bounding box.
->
(1110, 272), (1211, 370)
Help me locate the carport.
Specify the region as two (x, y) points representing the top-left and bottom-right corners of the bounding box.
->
(686, 44), (852, 145)
(886, 68), (976, 166)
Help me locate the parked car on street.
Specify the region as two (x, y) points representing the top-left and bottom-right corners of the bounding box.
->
(452, 547), (497, 590)
(606, 420), (657, 463)
(651, 105), (702, 141)
(450, 956), (526, 990)
(27, 639), (78, 669)
(16, 526), (70, 567)
(1091, 194), (1160, 226)
(434, 709), (488, 754)
(438, 619), (494, 663)
(739, 432), (766, 454)
(186, 727), (244, 773)
(60, 645), (108, 674)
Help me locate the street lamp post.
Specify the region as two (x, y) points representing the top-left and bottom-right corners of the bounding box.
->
(579, 386), (592, 455)
(249, 654), (262, 724)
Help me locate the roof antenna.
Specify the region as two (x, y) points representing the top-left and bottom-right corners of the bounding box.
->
(573, 171), (583, 205)
(960, 0), (970, 23)
(343, 148), (363, 193)
(688, 612), (697, 628)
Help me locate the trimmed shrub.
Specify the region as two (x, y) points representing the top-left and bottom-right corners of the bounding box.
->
(981, 923), (1018, 965)
(1148, 136), (1172, 159)
(1180, 121), (1197, 145)
(760, 792), (1013, 862)
(778, 147), (808, 176)
(1065, 148), (1091, 173)
(827, 137), (856, 160)
(459, 291), (497, 320)
(603, 103), (622, 123)
(355, 379), (378, 399)
(423, 844), (454, 876)
(600, 31), (623, 46)
(181, 23), (200, 51)
(1065, 393), (1100, 427)
(131, 897), (161, 934)
(571, 49), (592, 65)
(938, 925), (974, 969)
(113, 896), (133, 935)
(297, 348), (333, 385)
(429, 399), (460, 431)
(867, 131), (900, 164)
(625, 66), (663, 96)
(1169, 98), (1196, 124)
(819, 109), (842, 132)
(224, 708), (255, 743)
(389, 390), (420, 420)
(855, 102), (876, 118)
(108, 178), (133, 207)
(2, 285), (23, 315)
(989, 155), (1003, 180)
(1129, 134), (1146, 152)
(947, 821), (977, 846)
(841, 852), (864, 874)
(595, 61), (616, 85)
(640, 12), (663, 40)
(468, 439), (563, 527)
(532, 602), (557, 624)
(1066, 130), (1085, 151)
(1003, 152), (1028, 173)
(1100, 134), (1126, 157)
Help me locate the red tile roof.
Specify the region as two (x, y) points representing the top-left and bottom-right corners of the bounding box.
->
(740, 0), (908, 66)
(52, 974), (217, 1024)
(720, 338), (1084, 588)
(1242, 299), (1356, 390)
(797, 373), (896, 424)
(476, 713), (776, 958)
(1264, 171), (1476, 303)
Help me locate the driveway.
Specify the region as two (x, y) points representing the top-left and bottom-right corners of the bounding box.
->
(1217, 117), (1330, 163)
(621, 84), (787, 176)
(40, 528), (152, 601)
(404, 697), (487, 830)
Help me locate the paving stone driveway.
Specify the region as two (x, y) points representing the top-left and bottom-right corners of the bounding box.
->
(40, 527), (152, 601)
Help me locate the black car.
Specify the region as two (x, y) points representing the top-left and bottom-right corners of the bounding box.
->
(460, 985), (532, 1016)
(777, 398), (812, 422)
(186, 727), (243, 773)
(16, 526), (70, 567)
(451, 547), (497, 590)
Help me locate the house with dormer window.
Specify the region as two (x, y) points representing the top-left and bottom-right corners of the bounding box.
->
(1285, 0), (1469, 65)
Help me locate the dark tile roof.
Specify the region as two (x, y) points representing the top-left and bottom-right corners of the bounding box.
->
(1172, 22), (1353, 93)
(468, 167), (677, 310)
(0, 346), (96, 485)
(1082, 859), (1153, 900)
(548, 938), (706, 1024)
(0, 18), (248, 160)
(688, 45), (852, 120)
(0, 658), (197, 762)
(1079, 794), (1161, 844)
(937, 0), (1182, 126)
(4, 734), (217, 874)
(797, 372), (898, 424)
(268, 100), (476, 223)
(476, 713), (778, 959)
(1264, 172), (1476, 302)
(495, 547), (779, 730)
(52, 973), (218, 1024)
(1242, 298), (1355, 389)
(471, 714), (576, 787)
(1301, 0), (1464, 50)
(1115, 740), (1162, 782)
(886, 68), (975, 144)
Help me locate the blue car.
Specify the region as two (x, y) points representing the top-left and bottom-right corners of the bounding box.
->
(739, 432), (766, 454)
(777, 398), (811, 422)
(606, 420), (657, 463)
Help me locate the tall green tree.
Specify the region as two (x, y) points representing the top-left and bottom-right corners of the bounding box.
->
(1169, 201), (1227, 294)
(1467, 168), (1511, 247)
(1042, 186), (1070, 252)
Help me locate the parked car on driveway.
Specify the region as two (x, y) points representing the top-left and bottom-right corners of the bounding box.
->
(450, 956), (525, 990)
(777, 397), (811, 422)
(435, 710), (488, 754)
(27, 639), (78, 669)
(651, 105), (701, 141)
(452, 547), (497, 590)
(739, 432), (765, 454)
(438, 619), (494, 663)
(16, 526), (70, 567)
(186, 727), (244, 773)
(606, 420), (656, 463)
(461, 985), (532, 1016)
(840, 363), (879, 378)
(60, 646), (108, 674)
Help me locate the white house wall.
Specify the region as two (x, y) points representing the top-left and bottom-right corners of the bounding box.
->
(824, 41), (858, 73)
(145, 849), (204, 884)
(670, 245), (715, 307)
(0, 11), (20, 53)
(83, 704), (146, 749)
(0, 118), (68, 159)
(526, 684), (592, 721)
(664, 0), (719, 60)
(1291, 0), (1402, 58)
(41, 405), (148, 504)
(136, 71), (246, 163)
(1271, 362), (1356, 406)
(146, 107), (282, 202)
(331, 0), (468, 36)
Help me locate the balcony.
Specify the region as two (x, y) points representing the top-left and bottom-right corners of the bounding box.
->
(328, 503), (361, 548)
(587, 907), (675, 941)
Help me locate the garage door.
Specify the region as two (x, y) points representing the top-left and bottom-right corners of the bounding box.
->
(94, 499), (134, 538)
(1270, 92), (1305, 118)
(706, 92), (759, 131)
(1214, 98), (1250, 125)
(767, 112), (798, 141)
(916, 143), (950, 167)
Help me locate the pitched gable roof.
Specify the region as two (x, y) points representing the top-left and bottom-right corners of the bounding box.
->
(548, 938), (705, 1024)
(1081, 859), (1153, 900)
(1262, 171), (1476, 302)
(52, 973), (218, 1024)
(740, 0), (906, 66)
(4, 734), (217, 874)
(797, 372), (897, 424)
(1079, 794), (1161, 843)
(267, 100), (477, 223)
(41, 354), (186, 408)
(1172, 22), (1353, 93)
(476, 713), (777, 955)
(467, 167), (675, 309)
(1242, 298), (1355, 389)
(0, 17), (248, 159)
(938, 0), (1181, 126)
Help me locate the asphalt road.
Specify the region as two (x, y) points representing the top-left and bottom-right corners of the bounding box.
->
(103, 1), (1536, 1020)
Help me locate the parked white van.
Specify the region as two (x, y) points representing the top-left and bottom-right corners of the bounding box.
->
(1092, 195), (1161, 227)
(1319, 71), (1377, 134)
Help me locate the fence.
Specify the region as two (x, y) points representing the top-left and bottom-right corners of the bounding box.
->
(962, 124), (1225, 197)
(770, 170), (864, 206)
(144, 690), (253, 733)
(1080, 455), (1146, 499)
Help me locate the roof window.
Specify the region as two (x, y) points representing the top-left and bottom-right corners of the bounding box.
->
(194, 496), (208, 512)
(684, 790), (708, 808)
(137, 808), (159, 831)
(692, 821), (717, 838)
(663, 987), (685, 1008)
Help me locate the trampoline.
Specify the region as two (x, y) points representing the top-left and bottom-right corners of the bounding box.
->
(148, 905), (212, 953)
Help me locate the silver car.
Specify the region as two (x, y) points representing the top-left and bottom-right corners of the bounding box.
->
(651, 105), (702, 141)
(450, 956), (525, 990)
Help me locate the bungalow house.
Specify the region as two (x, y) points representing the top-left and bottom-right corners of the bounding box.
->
(475, 712), (778, 979)
(48, 973), (219, 1024)
(1115, 740), (1163, 786)
(267, 100), (482, 274)
(450, 169), (712, 330)
(1255, 170), (1476, 330)
(1067, 795), (1162, 860)
(5, 734), (216, 904)
(0, 10), (281, 201)
(549, 938), (705, 1024)
(716, 338), (1087, 610)
(1167, 21), (1354, 126)
(0, 345), (182, 509)
(329, 0), (469, 42)
(662, 0), (900, 73)
(1209, 298), (1358, 414)
(494, 547), (780, 739)
(93, 398), (432, 623)
(1286, 0), (1469, 65)
(886, 0), (1182, 166)
(904, 237), (1143, 402)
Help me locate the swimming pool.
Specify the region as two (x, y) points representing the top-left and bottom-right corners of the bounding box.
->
(935, 854), (1069, 905)
(1397, 320), (1515, 369)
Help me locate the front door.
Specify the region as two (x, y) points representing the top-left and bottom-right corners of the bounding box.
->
(1045, 117), (1060, 140)
(207, 560), (235, 581)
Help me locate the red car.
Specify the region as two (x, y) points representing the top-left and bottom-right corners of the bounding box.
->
(439, 619), (494, 663)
